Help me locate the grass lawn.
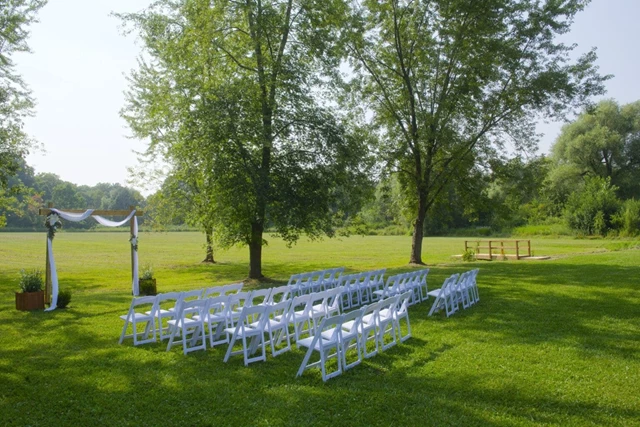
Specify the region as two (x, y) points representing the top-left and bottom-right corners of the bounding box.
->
(1, 232), (639, 426)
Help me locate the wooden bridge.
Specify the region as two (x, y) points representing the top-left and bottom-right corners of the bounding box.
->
(464, 240), (535, 260)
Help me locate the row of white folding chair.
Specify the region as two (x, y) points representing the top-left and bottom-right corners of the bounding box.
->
(453, 269), (480, 309)
(338, 269), (387, 310)
(427, 270), (480, 317)
(119, 289), (204, 346)
(204, 282), (244, 298)
(297, 291), (413, 381)
(288, 267), (345, 296)
(223, 300), (294, 366)
(374, 269), (429, 305)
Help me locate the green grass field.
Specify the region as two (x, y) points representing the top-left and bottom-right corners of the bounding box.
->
(1, 232), (639, 426)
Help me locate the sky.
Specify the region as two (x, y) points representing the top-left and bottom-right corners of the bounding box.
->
(15, 0), (640, 193)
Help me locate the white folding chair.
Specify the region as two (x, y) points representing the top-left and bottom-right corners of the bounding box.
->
(257, 299), (291, 357)
(220, 282), (244, 295)
(470, 269), (480, 303)
(223, 305), (268, 366)
(358, 301), (381, 358)
(119, 296), (157, 345)
(368, 269), (386, 302)
(286, 294), (313, 343)
(227, 291), (252, 327)
(265, 285), (291, 305)
(418, 269), (430, 302)
(309, 291), (331, 332)
(427, 274), (459, 317)
(454, 271), (472, 309)
(297, 314), (343, 381)
(378, 295), (400, 351)
(193, 295), (230, 347)
(166, 299), (207, 355)
(248, 288), (272, 307)
(394, 291), (413, 342)
(145, 291), (180, 341)
(336, 307), (364, 370)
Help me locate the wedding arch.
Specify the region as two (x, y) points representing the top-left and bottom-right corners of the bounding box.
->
(38, 204), (143, 311)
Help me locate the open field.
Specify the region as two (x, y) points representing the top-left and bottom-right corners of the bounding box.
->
(1, 232), (639, 426)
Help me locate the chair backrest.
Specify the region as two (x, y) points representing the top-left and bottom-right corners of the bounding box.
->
(341, 306), (364, 334)
(206, 295), (228, 316)
(318, 314), (343, 341)
(396, 291), (413, 316)
(379, 295), (400, 318)
(221, 283), (244, 295)
(265, 299), (290, 325)
(180, 298), (207, 319)
(237, 305), (267, 329)
(204, 286), (223, 298)
(228, 291), (251, 313)
(129, 295), (156, 314)
(154, 292), (180, 312)
(288, 294), (312, 319)
(249, 288), (272, 306)
(266, 285), (291, 304)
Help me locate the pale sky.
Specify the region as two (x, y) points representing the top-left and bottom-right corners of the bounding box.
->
(16, 0), (640, 193)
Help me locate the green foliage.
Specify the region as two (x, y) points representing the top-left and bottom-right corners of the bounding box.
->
(550, 99), (640, 200)
(564, 176), (620, 235)
(139, 265), (154, 281)
(0, 0), (47, 226)
(18, 268), (43, 293)
(119, 0), (374, 277)
(461, 249), (476, 262)
(343, 0), (608, 262)
(56, 290), (71, 309)
(612, 199), (640, 237)
(138, 279), (156, 296)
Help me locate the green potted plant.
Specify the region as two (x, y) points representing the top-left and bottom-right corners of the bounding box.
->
(16, 269), (45, 311)
(139, 265), (157, 296)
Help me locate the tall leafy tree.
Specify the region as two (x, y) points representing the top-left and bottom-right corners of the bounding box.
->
(342, 0), (608, 263)
(0, 0), (47, 226)
(119, 0), (372, 278)
(550, 99), (640, 200)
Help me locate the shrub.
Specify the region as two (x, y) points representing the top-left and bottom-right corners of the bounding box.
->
(564, 176), (620, 235)
(140, 265), (154, 281)
(57, 290), (72, 308)
(612, 198), (640, 237)
(139, 279), (157, 296)
(462, 249), (476, 262)
(19, 269), (44, 293)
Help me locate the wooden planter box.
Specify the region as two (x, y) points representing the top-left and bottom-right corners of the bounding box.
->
(139, 278), (157, 296)
(16, 291), (45, 311)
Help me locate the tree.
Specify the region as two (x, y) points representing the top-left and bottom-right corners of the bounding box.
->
(119, 0), (373, 278)
(564, 176), (619, 235)
(0, 0), (47, 226)
(342, 0), (608, 263)
(550, 99), (640, 200)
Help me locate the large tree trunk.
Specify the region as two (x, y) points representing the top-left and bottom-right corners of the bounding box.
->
(410, 195), (427, 264)
(202, 227), (215, 263)
(248, 221), (264, 279)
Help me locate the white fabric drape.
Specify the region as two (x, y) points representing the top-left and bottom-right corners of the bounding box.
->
(45, 209), (139, 311)
(132, 217), (139, 296)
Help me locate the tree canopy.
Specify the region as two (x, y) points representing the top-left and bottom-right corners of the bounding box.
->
(550, 99), (640, 200)
(119, 0), (373, 278)
(0, 0), (47, 226)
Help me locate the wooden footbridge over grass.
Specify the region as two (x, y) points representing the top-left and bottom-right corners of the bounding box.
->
(462, 239), (550, 260)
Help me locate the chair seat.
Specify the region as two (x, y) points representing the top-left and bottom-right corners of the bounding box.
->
(224, 326), (262, 337)
(298, 335), (338, 350)
(120, 313), (153, 322)
(167, 318), (200, 328)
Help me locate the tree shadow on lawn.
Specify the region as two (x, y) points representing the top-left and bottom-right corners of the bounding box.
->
(421, 262), (640, 362)
(2, 325), (637, 427)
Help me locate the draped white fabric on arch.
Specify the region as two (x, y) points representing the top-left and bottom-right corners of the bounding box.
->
(45, 209), (139, 311)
